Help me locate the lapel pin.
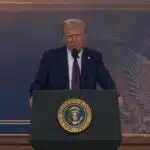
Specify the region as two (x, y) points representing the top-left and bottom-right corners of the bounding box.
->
(88, 56), (91, 59)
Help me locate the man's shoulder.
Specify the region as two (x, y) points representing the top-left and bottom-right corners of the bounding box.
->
(85, 47), (102, 58)
(45, 46), (65, 55)
(41, 46), (65, 60)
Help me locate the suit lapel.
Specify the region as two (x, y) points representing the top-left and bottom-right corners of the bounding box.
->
(60, 46), (91, 89)
(80, 48), (91, 88)
(61, 46), (69, 89)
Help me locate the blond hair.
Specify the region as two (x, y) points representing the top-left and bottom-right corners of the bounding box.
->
(62, 18), (85, 34)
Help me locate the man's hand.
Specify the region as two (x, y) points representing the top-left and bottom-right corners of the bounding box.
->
(118, 96), (124, 106)
(29, 96), (33, 108)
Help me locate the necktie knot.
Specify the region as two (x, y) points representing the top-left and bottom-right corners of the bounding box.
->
(71, 49), (79, 59)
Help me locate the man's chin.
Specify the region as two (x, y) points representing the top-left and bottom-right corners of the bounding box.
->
(71, 46), (83, 50)
(67, 44), (83, 50)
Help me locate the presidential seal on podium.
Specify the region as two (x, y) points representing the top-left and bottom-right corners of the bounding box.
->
(57, 98), (92, 133)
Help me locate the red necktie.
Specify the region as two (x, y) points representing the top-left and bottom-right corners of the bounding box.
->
(71, 49), (80, 89)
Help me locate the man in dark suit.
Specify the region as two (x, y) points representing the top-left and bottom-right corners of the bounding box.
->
(29, 18), (118, 105)
(29, 18), (121, 150)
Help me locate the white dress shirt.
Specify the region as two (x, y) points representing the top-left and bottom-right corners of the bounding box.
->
(67, 48), (83, 89)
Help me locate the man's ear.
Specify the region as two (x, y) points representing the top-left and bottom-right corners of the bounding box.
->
(62, 36), (65, 41)
(62, 35), (66, 41)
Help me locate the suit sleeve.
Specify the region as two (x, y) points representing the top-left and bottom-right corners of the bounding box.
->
(29, 52), (49, 97)
(96, 53), (116, 89)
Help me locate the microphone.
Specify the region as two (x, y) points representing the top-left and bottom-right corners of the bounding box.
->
(71, 48), (79, 59)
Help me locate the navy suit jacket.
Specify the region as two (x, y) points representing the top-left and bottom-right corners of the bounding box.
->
(29, 46), (116, 96)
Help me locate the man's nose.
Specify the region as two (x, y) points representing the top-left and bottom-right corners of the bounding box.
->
(72, 35), (77, 42)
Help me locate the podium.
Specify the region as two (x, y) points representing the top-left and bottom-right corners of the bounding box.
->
(30, 90), (122, 150)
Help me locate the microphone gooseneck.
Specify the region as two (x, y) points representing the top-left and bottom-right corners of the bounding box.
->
(71, 48), (79, 59)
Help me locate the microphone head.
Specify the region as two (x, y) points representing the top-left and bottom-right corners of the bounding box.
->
(71, 48), (79, 59)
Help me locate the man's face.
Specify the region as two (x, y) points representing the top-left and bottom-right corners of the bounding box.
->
(63, 25), (86, 50)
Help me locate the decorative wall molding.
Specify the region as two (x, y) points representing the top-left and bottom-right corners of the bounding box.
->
(0, 2), (150, 11)
(0, 134), (150, 145)
(0, 120), (150, 136)
(0, 133), (150, 138)
(0, 120), (30, 125)
(0, 135), (150, 150)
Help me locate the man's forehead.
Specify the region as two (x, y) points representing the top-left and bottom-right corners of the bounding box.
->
(64, 25), (84, 30)
(65, 31), (84, 37)
(64, 27), (84, 33)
